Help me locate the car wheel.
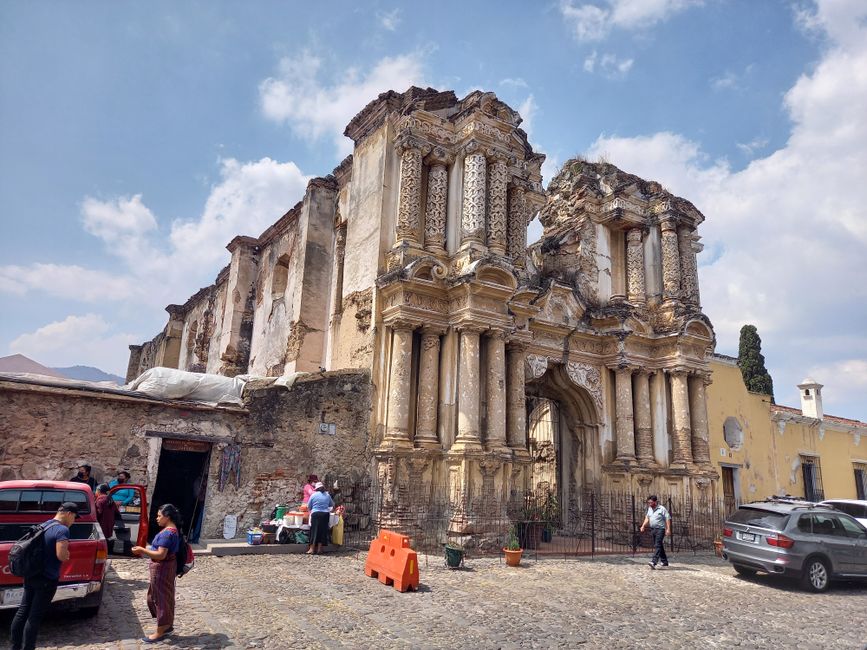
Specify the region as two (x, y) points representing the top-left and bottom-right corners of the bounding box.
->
(733, 564), (757, 576)
(801, 557), (831, 592)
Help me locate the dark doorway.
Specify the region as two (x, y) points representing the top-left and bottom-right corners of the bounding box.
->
(149, 439), (212, 543)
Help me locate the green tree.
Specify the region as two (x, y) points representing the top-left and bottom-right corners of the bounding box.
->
(737, 324), (774, 401)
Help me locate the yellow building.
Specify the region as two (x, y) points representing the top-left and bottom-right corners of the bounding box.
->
(707, 353), (867, 506)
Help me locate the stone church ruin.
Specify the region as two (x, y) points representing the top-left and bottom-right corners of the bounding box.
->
(2, 87), (719, 544)
(128, 87), (718, 532)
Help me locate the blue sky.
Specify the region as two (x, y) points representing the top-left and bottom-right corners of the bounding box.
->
(1, 1), (866, 419)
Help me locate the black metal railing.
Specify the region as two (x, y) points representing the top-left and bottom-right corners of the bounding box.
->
(331, 479), (728, 559)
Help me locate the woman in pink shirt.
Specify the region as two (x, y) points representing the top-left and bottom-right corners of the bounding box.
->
(302, 474), (318, 504)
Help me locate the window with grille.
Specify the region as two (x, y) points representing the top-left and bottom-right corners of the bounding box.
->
(855, 464), (867, 501)
(801, 456), (824, 502)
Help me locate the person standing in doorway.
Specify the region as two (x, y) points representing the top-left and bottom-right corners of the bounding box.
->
(306, 482), (333, 555)
(69, 464), (97, 491)
(132, 503), (182, 643)
(639, 495), (671, 569)
(10, 502), (77, 650)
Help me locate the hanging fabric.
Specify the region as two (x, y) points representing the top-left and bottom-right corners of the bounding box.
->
(218, 443), (242, 491)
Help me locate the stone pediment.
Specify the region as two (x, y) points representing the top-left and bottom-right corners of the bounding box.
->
(531, 283), (587, 329)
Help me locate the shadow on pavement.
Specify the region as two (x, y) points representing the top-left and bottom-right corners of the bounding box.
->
(733, 572), (867, 595)
(165, 632), (233, 647)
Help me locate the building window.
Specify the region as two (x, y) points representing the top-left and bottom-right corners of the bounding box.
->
(855, 463), (867, 501)
(271, 254), (290, 299)
(800, 455), (824, 502)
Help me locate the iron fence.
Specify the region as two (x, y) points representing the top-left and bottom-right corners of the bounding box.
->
(330, 478), (730, 560)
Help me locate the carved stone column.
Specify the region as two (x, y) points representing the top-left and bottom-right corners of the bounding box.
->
(626, 228), (646, 304)
(660, 218), (681, 301)
(415, 328), (443, 448)
(689, 374), (711, 465)
(460, 142), (487, 248)
(679, 226), (700, 307)
(454, 326), (483, 450)
(423, 147), (451, 254)
(383, 323), (415, 449)
(615, 367), (636, 461)
(506, 343), (528, 454)
(507, 183), (528, 267)
(485, 330), (509, 452)
(670, 370), (693, 465)
(486, 153), (509, 255)
(394, 134), (430, 248)
(634, 370), (654, 463)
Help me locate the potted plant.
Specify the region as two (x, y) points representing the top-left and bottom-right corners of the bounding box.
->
(503, 527), (523, 567)
(541, 492), (559, 543)
(713, 533), (724, 558)
(444, 541), (465, 569)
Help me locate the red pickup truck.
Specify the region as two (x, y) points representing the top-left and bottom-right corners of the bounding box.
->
(0, 480), (148, 617)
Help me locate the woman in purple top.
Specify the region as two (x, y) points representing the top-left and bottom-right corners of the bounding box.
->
(132, 504), (181, 643)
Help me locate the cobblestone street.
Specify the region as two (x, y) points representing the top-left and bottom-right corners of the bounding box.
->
(2, 552), (865, 649)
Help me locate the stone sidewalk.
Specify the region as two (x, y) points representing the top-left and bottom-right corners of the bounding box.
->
(2, 552), (865, 649)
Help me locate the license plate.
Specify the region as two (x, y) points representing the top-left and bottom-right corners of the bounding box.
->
(739, 532), (756, 542)
(2, 589), (23, 607)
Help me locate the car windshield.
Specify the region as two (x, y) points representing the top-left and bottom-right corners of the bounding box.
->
(0, 488), (91, 515)
(728, 507), (789, 530)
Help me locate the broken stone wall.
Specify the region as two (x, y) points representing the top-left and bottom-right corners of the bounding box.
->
(0, 369), (373, 538)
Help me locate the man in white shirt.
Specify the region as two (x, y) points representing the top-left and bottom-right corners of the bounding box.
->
(639, 495), (671, 568)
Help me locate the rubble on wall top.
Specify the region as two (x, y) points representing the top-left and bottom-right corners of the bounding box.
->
(541, 158), (705, 232)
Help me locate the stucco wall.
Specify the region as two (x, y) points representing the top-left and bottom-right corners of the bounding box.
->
(707, 358), (865, 501)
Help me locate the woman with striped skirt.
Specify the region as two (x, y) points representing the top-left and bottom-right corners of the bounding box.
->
(132, 504), (181, 643)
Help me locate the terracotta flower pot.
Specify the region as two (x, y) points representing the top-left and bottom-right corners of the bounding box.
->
(503, 547), (523, 567)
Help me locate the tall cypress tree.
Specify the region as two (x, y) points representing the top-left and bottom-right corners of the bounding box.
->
(737, 324), (774, 401)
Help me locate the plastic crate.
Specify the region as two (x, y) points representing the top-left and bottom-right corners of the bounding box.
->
(247, 531), (264, 545)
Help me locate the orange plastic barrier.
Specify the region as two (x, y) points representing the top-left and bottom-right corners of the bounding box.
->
(364, 530), (419, 592)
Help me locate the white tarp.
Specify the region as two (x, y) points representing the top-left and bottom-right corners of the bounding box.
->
(124, 367), (246, 405)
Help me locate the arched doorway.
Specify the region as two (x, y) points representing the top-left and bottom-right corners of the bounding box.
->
(525, 364), (601, 521)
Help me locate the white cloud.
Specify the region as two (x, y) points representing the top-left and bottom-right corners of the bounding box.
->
(581, 0), (867, 417)
(561, 0), (702, 42)
(379, 9), (401, 31)
(806, 359), (867, 412)
(583, 51), (634, 77)
(735, 137), (769, 157)
(10, 314), (138, 376)
(500, 77), (528, 89)
(259, 51), (427, 157)
(0, 263), (136, 302)
(3, 157), (311, 311)
(517, 94), (539, 140)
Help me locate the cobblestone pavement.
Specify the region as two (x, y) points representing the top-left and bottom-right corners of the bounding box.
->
(2, 551), (865, 649)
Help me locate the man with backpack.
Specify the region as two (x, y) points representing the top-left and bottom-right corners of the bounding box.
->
(9, 501), (77, 650)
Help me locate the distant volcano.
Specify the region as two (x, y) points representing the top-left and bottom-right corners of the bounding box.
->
(0, 353), (123, 384)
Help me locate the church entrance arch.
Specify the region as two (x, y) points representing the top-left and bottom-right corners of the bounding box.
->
(525, 363), (602, 521)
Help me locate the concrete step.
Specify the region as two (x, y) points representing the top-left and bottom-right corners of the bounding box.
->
(192, 538), (342, 557)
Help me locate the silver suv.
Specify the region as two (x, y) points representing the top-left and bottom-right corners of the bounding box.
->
(722, 499), (867, 592)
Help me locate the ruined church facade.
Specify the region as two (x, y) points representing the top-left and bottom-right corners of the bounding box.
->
(129, 88), (718, 527)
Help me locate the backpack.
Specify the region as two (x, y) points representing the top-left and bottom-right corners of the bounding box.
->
(176, 534), (195, 578)
(9, 521), (58, 578)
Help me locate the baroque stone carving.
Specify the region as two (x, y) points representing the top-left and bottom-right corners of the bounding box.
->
(487, 156), (508, 254)
(396, 146), (424, 245)
(424, 162), (448, 252)
(507, 184), (528, 264)
(679, 227), (700, 306)
(525, 354), (548, 379)
(626, 228), (646, 303)
(461, 148), (487, 243)
(565, 361), (604, 417)
(660, 219), (681, 300)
